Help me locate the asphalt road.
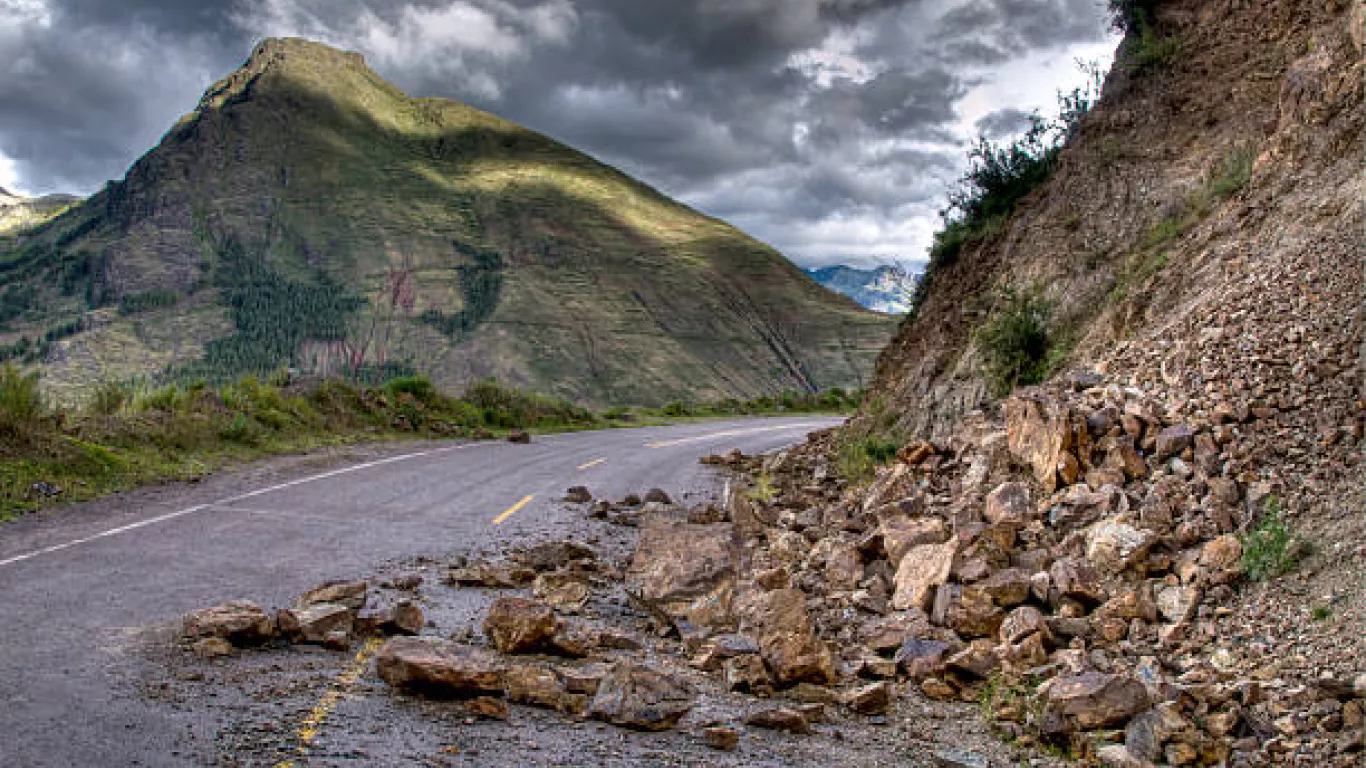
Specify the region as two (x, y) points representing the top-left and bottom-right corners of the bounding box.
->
(0, 416), (842, 767)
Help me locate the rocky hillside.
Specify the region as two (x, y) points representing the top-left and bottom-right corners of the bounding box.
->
(0, 38), (894, 406)
(814, 0), (1364, 763)
(807, 265), (916, 314)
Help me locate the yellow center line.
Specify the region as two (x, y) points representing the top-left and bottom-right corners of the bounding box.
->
(491, 494), (535, 525)
(644, 422), (827, 449)
(576, 457), (607, 471)
(274, 635), (384, 768)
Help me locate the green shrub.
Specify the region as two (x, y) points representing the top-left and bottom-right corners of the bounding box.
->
(88, 380), (130, 416)
(218, 412), (252, 442)
(0, 363), (44, 426)
(385, 375), (438, 404)
(602, 406), (630, 420)
(975, 287), (1054, 396)
(1208, 147), (1255, 200)
(660, 401), (691, 417)
(1241, 500), (1303, 581)
(837, 436), (901, 484)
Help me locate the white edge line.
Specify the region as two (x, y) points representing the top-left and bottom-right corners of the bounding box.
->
(0, 443), (473, 569)
(645, 421), (828, 448)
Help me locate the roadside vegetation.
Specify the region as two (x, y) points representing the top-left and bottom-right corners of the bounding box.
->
(974, 286), (1063, 397)
(1241, 499), (1309, 582)
(0, 364), (861, 520)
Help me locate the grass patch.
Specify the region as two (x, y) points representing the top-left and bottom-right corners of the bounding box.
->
(0, 368), (599, 521)
(747, 473), (778, 503)
(836, 435), (900, 485)
(1241, 499), (1304, 581)
(1311, 605), (1331, 622)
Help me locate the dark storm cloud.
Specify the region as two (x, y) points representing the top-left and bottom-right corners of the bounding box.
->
(0, 0), (1115, 266)
(975, 107), (1037, 139)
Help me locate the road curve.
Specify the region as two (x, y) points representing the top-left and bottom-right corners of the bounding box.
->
(0, 416), (842, 767)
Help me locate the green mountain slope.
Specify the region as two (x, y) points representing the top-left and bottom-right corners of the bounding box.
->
(0, 38), (894, 405)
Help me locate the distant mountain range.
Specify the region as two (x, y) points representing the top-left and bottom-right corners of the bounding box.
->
(0, 187), (76, 237)
(807, 265), (918, 314)
(0, 38), (896, 405)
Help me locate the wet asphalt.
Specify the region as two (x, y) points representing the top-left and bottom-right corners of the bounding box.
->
(0, 416), (841, 767)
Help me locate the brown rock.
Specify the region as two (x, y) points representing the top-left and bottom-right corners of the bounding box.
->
(876, 516), (948, 566)
(920, 677), (957, 701)
(1050, 558), (1106, 605)
(483, 598), (556, 654)
(977, 568), (1032, 607)
(842, 681), (893, 714)
(465, 696), (510, 720)
(1041, 672), (1150, 734)
(588, 662), (695, 731)
(183, 601), (275, 645)
(533, 572), (591, 614)
(191, 637), (234, 658)
(547, 619), (598, 658)
(1104, 437), (1149, 481)
(946, 638), (1001, 679)
(745, 707), (812, 734)
(1199, 535), (1243, 571)
(944, 588), (1005, 639)
(1005, 396), (1082, 493)
(724, 654), (773, 695)
(357, 600), (425, 636)
(895, 638), (950, 681)
(1087, 467), (1128, 489)
(505, 664), (582, 713)
(1155, 425), (1194, 460)
(1000, 606), (1050, 645)
(984, 482), (1031, 525)
(736, 588), (836, 686)
(296, 580), (368, 610)
(627, 517), (736, 631)
(556, 663), (609, 696)
(511, 540), (597, 572)
(1086, 519), (1156, 571)
(703, 725), (741, 751)
(564, 486), (593, 503)
(446, 560), (536, 588)
(898, 439), (937, 465)
(891, 540), (958, 612)
(375, 636), (506, 695)
(507, 429), (531, 444)
(277, 603), (354, 646)
(822, 542), (863, 592)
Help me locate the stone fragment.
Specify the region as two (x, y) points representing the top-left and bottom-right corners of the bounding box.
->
(944, 588), (1005, 639)
(511, 540), (597, 572)
(533, 572), (591, 613)
(1050, 558), (1106, 605)
(183, 601), (275, 645)
(920, 678), (957, 701)
(1041, 672), (1150, 734)
(703, 725), (741, 751)
(564, 486), (593, 503)
(841, 681), (893, 714)
(946, 639), (1001, 680)
(296, 580), (368, 610)
(890, 540), (957, 612)
(898, 440), (937, 465)
(736, 588), (835, 686)
(465, 696), (510, 720)
(357, 600), (425, 636)
(1199, 535), (1242, 571)
(895, 638), (950, 681)
(483, 598), (556, 654)
(278, 603), (354, 645)
(1155, 425), (1194, 460)
(724, 654), (773, 695)
(1005, 396), (1080, 493)
(507, 429), (531, 444)
(505, 664), (584, 713)
(548, 619), (598, 658)
(999, 606), (1050, 646)
(588, 662), (695, 731)
(1086, 519), (1156, 571)
(934, 748), (990, 768)
(446, 561), (536, 588)
(977, 568), (1032, 607)
(191, 637), (234, 658)
(984, 482), (1031, 525)
(875, 516), (947, 566)
(375, 636), (506, 695)
(745, 707), (812, 734)
(643, 488), (672, 504)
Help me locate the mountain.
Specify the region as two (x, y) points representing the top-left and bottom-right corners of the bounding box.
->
(0, 188), (76, 238)
(806, 265), (917, 314)
(0, 38), (895, 405)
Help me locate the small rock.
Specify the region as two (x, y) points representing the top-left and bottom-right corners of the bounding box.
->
(465, 696), (510, 720)
(703, 725), (741, 751)
(183, 601), (275, 645)
(375, 636), (506, 695)
(841, 681), (893, 715)
(296, 580), (368, 610)
(643, 488), (672, 504)
(588, 662), (695, 731)
(278, 603), (355, 646)
(483, 598), (557, 654)
(745, 707), (812, 734)
(1155, 425), (1194, 460)
(190, 637), (234, 658)
(508, 429), (531, 444)
(1041, 672), (1150, 734)
(564, 486), (593, 503)
(984, 482), (1031, 525)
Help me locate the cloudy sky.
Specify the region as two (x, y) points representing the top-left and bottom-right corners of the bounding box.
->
(0, 0), (1117, 268)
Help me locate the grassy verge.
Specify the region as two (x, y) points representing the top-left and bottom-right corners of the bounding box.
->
(0, 366), (858, 520)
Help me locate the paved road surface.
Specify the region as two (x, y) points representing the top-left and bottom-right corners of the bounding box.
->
(0, 417), (841, 767)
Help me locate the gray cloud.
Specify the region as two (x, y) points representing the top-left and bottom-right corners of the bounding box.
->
(0, 0), (1115, 267)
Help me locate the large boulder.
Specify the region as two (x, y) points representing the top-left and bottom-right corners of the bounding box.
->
(505, 664), (587, 714)
(891, 540), (958, 612)
(1041, 672), (1150, 734)
(375, 636), (506, 695)
(1005, 396), (1087, 494)
(483, 598), (557, 654)
(736, 588), (836, 686)
(626, 517), (737, 632)
(183, 601), (275, 645)
(588, 662), (696, 731)
(876, 516), (948, 566)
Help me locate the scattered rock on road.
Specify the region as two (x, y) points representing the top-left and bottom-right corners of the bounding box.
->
(183, 601), (275, 646)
